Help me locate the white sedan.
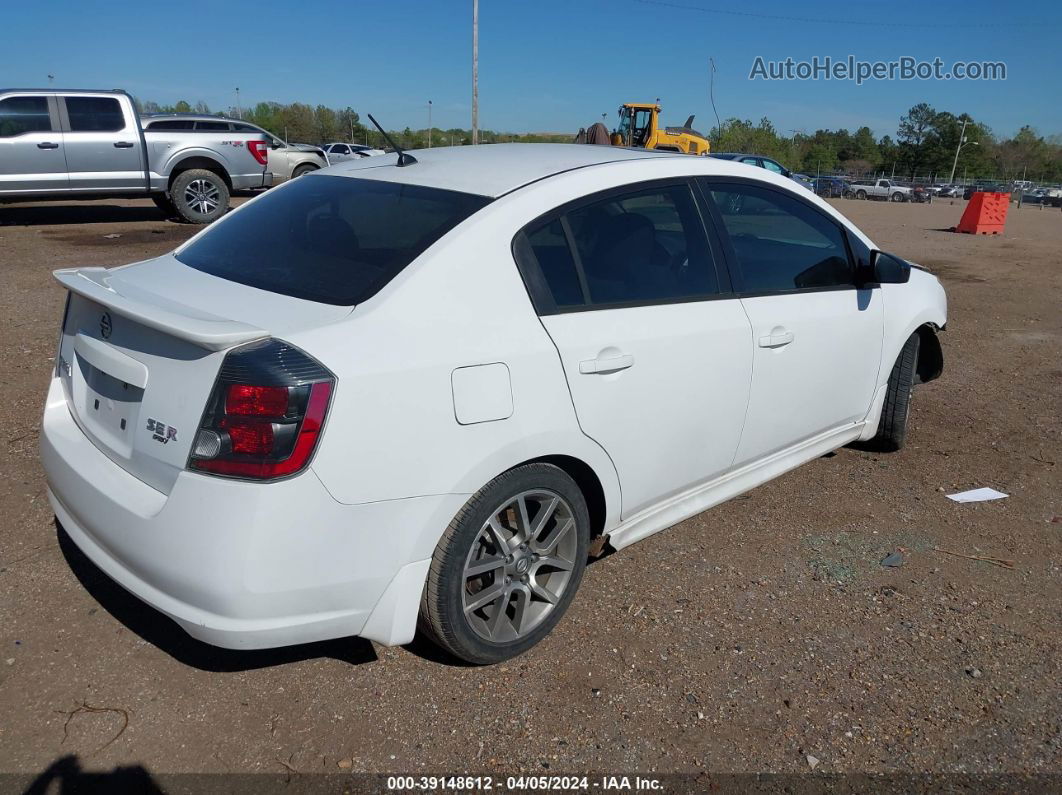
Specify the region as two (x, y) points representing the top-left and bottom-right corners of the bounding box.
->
(324, 142), (385, 162)
(41, 145), (946, 664)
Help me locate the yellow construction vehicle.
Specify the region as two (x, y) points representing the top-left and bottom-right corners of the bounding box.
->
(576, 103), (711, 155)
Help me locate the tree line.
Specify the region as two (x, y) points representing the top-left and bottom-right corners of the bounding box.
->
(136, 98), (1061, 184)
(709, 103), (1062, 183)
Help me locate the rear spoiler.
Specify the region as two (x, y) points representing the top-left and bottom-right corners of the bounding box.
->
(54, 267), (269, 351)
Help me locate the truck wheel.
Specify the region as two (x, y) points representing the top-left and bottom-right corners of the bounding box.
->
(868, 333), (920, 452)
(151, 194), (178, 218)
(291, 164), (318, 178)
(170, 169), (230, 224)
(856, 189), (867, 200)
(419, 463), (590, 664)
(891, 192), (905, 202)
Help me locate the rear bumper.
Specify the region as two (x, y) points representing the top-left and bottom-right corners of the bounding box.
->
(40, 377), (461, 650)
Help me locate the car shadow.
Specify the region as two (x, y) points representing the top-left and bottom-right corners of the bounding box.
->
(0, 203), (168, 226)
(55, 521), (378, 671)
(21, 755), (165, 795)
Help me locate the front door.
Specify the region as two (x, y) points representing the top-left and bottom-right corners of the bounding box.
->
(0, 94), (68, 193)
(701, 179), (883, 465)
(60, 95), (145, 191)
(519, 181), (753, 519)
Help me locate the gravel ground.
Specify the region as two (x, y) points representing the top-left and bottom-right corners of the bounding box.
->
(0, 196), (1059, 783)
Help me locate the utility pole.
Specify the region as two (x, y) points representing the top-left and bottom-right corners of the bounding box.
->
(235, 87), (242, 120)
(428, 100), (433, 148)
(472, 0), (479, 145)
(948, 118), (978, 184)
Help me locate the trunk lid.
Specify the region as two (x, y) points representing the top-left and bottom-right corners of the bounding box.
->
(54, 256), (351, 494)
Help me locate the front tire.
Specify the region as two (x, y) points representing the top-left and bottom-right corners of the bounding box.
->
(170, 169), (230, 224)
(419, 464), (590, 664)
(868, 333), (920, 451)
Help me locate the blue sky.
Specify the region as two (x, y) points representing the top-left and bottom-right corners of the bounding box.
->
(6, 1), (1061, 139)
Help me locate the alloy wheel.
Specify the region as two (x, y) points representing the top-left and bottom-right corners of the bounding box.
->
(461, 490), (577, 643)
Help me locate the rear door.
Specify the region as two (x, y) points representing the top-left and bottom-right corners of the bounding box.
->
(59, 95), (145, 191)
(699, 178), (883, 466)
(0, 94), (68, 193)
(515, 180), (753, 519)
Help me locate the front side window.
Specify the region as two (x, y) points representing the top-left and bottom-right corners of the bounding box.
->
(761, 159), (785, 174)
(176, 175), (491, 306)
(564, 184), (719, 305)
(65, 96), (125, 132)
(706, 182), (852, 292)
(0, 96), (51, 137)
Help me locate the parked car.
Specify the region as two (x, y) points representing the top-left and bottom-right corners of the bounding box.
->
(962, 183), (1006, 200)
(42, 144), (946, 664)
(324, 142), (385, 162)
(144, 115), (329, 184)
(933, 184), (961, 198)
(850, 179), (912, 202)
(0, 89), (271, 223)
(812, 176), (851, 198)
(709, 152), (811, 190)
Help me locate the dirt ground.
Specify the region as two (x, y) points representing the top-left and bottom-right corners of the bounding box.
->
(0, 195), (1059, 784)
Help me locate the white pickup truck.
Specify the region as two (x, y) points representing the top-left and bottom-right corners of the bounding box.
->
(0, 88), (272, 222)
(851, 179), (912, 203)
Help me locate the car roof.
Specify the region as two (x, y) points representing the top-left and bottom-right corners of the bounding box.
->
(322, 143), (686, 197)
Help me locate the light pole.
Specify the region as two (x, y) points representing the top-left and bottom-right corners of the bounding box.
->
(234, 87), (242, 119)
(948, 118), (978, 184)
(428, 100), (432, 148)
(472, 0), (479, 145)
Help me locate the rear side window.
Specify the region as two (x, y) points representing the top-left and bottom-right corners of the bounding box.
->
(565, 185), (719, 305)
(707, 182), (852, 292)
(147, 119), (194, 130)
(0, 96), (52, 136)
(65, 96), (125, 132)
(176, 175), (491, 306)
(195, 120), (230, 131)
(526, 220), (584, 308)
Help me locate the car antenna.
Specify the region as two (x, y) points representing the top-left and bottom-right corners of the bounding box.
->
(367, 114), (417, 167)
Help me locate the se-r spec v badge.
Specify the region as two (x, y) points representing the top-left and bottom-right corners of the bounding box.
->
(145, 418), (178, 444)
(99, 312), (112, 339)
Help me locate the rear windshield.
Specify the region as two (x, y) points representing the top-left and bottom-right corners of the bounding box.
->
(176, 175), (491, 305)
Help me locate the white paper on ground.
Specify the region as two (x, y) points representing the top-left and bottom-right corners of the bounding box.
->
(946, 487), (1009, 503)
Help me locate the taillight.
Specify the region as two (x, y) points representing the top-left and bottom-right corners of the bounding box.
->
(248, 140), (269, 166)
(189, 339), (334, 481)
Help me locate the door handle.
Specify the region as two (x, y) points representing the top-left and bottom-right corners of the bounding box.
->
(758, 329), (794, 348)
(579, 353), (634, 374)
(113, 141), (135, 148)
(37, 142), (59, 149)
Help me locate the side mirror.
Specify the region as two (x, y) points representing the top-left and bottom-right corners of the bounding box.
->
(867, 250), (912, 284)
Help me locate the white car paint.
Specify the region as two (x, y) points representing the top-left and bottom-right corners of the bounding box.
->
(41, 144), (946, 652)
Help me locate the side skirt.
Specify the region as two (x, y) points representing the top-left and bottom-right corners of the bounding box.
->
(606, 422), (866, 551)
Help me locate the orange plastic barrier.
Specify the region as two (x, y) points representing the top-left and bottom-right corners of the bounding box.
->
(952, 192), (1010, 235)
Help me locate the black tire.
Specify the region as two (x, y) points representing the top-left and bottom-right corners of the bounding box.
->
(151, 193), (177, 218)
(169, 169), (230, 224)
(891, 191), (905, 202)
(869, 333), (920, 452)
(291, 163), (318, 178)
(856, 189), (867, 200)
(419, 463), (590, 664)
